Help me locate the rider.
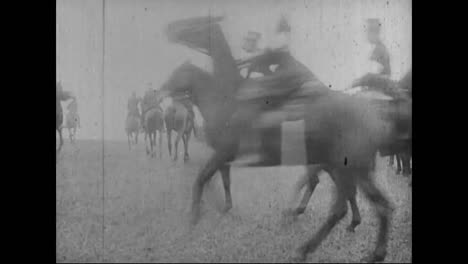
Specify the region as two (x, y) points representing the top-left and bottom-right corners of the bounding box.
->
(127, 91), (140, 118)
(141, 84), (160, 130)
(350, 18), (395, 96)
(237, 16), (329, 166)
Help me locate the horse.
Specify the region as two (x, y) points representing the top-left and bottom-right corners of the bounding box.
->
(142, 94), (165, 158)
(162, 16), (410, 262)
(56, 82), (74, 160)
(164, 99), (195, 162)
(354, 70), (412, 180)
(65, 99), (80, 144)
(125, 114), (141, 150)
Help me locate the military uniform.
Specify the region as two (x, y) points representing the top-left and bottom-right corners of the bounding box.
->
(351, 19), (394, 95)
(239, 48), (328, 166)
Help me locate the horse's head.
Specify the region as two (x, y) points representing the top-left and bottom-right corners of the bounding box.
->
(166, 16), (224, 55)
(160, 62), (213, 104)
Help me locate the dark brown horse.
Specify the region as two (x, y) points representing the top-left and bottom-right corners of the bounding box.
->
(162, 16), (410, 262)
(164, 98), (195, 162)
(142, 107), (164, 158)
(125, 113), (141, 150)
(56, 82), (74, 161)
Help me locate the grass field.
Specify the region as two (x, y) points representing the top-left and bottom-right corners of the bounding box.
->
(56, 124), (411, 262)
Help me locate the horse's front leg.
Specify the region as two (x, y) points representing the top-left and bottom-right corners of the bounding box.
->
(145, 132), (150, 156)
(151, 133), (156, 157)
(167, 130), (172, 157)
(57, 128), (63, 155)
(219, 164), (232, 213)
(68, 127), (73, 143)
(128, 133), (131, 150)
(183, 132), (190, 163)
(396, 154), (402, 174)
(283, 165), (322, 220)
(73, 127), (77, 143)
(191, 153), (226, 225)
(174, 131), (182, 161)
(158, 130), (163, 158)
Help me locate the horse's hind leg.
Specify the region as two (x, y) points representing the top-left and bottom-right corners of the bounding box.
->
(346, 185), (361, 232)
(295, 167), (350, 262)
(358, 168), (392, 262)
(167, 130), (172, 158)
(290, 165), (322, 217)
(396, 154), (402, 174)
(174, 131), (182, 161)
(219, 164), (232, 213)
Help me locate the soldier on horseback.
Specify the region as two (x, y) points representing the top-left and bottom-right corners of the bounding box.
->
(236, 16), (329, 166)
(127, 91), (141, 118)
(350, 19), (398, 97)
(141, 84), (162, 130)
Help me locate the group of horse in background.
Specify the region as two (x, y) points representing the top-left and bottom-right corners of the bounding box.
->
(125, 90), (197, 162)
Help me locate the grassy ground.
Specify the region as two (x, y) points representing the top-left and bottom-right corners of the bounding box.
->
(56, 126), (411, 262)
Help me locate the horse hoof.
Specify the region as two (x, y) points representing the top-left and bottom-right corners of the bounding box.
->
(361, 251), (386, 263)
(282, 208), (298, 220)
(222, 204), (232, 214)
(292, 246), (307, 263)
(346, 225), (356, 233)
(190, 210), (200, 226)
(346, 220), (361, 233)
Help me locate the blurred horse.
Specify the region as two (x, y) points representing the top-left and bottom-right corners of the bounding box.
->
(65, 98), (80, 144)
(163, 16), (410, 262)
(353, 70), (412, 179)
(125, 114), (141, 150)
(126, 94), (142, 150)
(164, 98), (195, 162)
(141, 91), (164, 158)
(56, 82), (74, 160)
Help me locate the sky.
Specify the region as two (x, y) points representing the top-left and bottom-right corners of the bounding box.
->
(56, 0), (411, 141)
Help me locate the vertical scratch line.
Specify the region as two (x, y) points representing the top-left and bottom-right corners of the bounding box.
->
(101, 0), (106, 257)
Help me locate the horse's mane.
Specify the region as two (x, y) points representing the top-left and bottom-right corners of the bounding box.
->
(178, 62), (213, 82)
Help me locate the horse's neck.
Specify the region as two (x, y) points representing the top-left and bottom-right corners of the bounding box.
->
(209, 27), (241, 95)
(192, 74), (237, 133)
